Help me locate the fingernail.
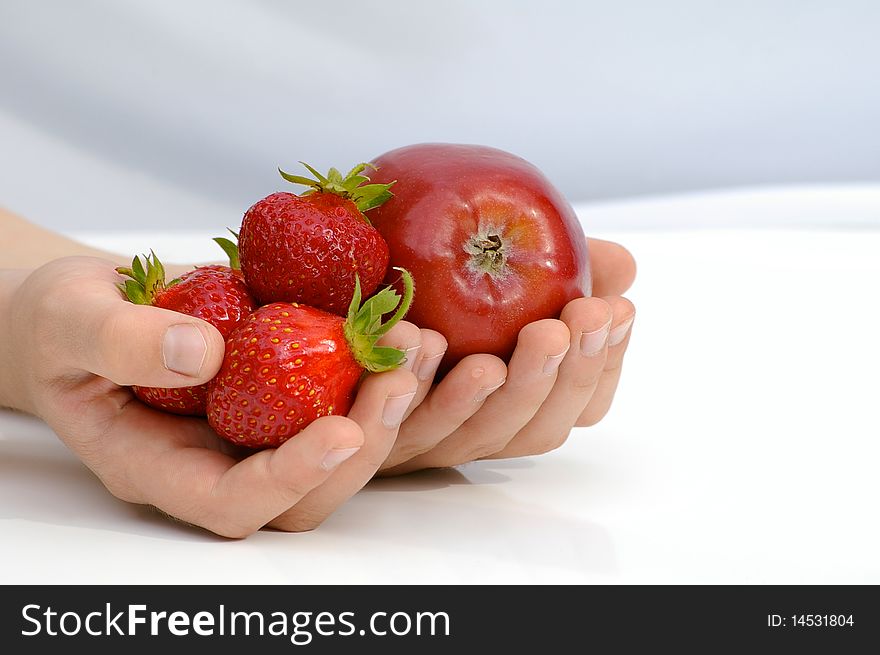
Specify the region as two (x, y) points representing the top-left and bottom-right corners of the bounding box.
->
(163, 324), (208, 377)
(608, 316), (635, 347)
(542, 345), (570, 376)
(580, 320), (612, 356)
(382, 391), (416, 429)
(401, 346), (420, 371)
(416, 352), (444, 381)
(320, 446), (360, 471)
(474, 378), (506, 403)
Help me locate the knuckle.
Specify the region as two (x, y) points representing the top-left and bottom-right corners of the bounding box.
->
(576, 409), (606, 427)
(272, 508), (326, 533)
(391, 439), (434, 463)
(196, 504), (260, 538)
(276, 479), (313, 503)
(572, 369), (604, 390)
(458, 438), (511, 463)
(95, 312), (130, 371)
(359, 449), (391, 471)
(208, 520), (257, 539)
(528, 431), (570, 455)
(602, 362), (625, 377)
(425, 383), (487, 421)
(100, 475), (140, 504)
(26, 284), (73, 354)
(266, 460), (314, 501)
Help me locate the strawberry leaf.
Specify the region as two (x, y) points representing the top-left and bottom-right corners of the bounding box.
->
(278, 169), (318, 187)
(299, 161), (328, 185)
(343, 268), (415, 373)
(213, 236), (240, 270)
(115, 251), (169, 305)
(326, 168), (344, 185)
(131, 255), (147, 285)
(122, 279), (146, 305)
(279, 161), (396, 220)
(343, 175), (369, 191)
(354, 186), (395, 213)
(369, 346), (406, 369)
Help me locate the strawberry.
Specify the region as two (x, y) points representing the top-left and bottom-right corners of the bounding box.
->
(116, 251), (257, 415)
(207, 268), (414, 448)
(238, 162), (394, 315)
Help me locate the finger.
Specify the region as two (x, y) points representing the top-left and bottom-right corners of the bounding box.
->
(576, 296), (635, 426)
(489, 296), (613, 458)
(47, 259), (225, 387)
(379, 353), (507, 473)
(376, 320), (423, 374)
(115, 409), (365, 538)
(392, 319), (570, 470)
(91, 304), (226, 387)
(404, 328), (448, 421)
(268, 367), (419, 531)
(587, 238), (637, 297)
(375, 322), (446, 421)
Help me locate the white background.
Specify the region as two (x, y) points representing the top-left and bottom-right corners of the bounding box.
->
(1, 2), (879, 583)
(1, 0), (879, 230)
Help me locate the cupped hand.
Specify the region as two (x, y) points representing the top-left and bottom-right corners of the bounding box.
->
(378, 237), (637, 474)
(1, 256), (418, 537)
(0, 235), (635, 534)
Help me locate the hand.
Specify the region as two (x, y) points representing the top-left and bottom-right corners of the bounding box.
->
(0, 257), (419, 537)
(378, 238), (637, 474)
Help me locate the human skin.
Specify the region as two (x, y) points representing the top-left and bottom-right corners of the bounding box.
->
(0, 206), (636, 536)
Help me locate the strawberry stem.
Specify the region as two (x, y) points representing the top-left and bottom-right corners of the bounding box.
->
(115, 251), (172, 305)
(278, 161), (396, 219)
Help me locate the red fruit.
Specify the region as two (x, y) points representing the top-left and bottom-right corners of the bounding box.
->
(238, 163), (394, 315)
(116, 251), (257, 415)
(207, 269), (414, 448)
(367, 143), (591, 373)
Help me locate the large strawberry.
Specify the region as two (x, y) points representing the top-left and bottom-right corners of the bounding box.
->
(238, 162), (394, 315)
(116, 251), (257, 415)
(207, 269), (414, 448)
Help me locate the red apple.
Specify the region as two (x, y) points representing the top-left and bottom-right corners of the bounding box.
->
(368, 143), (591, 373)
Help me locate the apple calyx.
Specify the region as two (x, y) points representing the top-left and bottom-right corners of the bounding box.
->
(278, 162), (396, 220)
(465, 227), (511, 278)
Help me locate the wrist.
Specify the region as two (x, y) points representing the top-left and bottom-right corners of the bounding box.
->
(0, 269), (33, 412)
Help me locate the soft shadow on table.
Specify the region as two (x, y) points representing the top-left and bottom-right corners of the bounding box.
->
(0, 413), (224, 542)
(370, 461), (522, 490)
(328, 461), (618, 576)
(1, 412), (619, 575)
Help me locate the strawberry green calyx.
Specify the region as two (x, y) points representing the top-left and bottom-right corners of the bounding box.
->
(115, 251), (177, 305)
(278, 161), (396, 217)
(344, 267), (415, 373)
(213, 228), (240, 270)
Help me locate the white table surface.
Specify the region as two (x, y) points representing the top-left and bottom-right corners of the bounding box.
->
(2, 187), (878, 584)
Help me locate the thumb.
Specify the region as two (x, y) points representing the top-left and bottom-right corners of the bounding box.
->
(69, 300), (226, 388)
